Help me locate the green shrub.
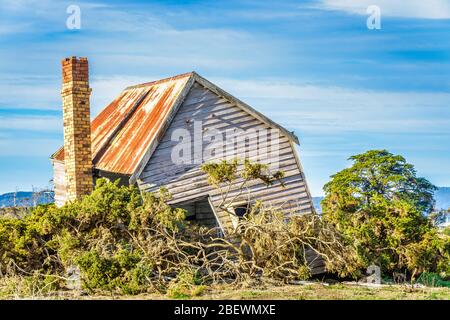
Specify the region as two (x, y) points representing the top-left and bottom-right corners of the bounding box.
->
(416, 272), (450, 288)
(167, 269), (206, 299)
(75, 247), (150, 294)
(0, 178), (189, 294)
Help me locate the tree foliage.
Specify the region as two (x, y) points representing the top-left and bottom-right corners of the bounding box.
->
(321, 150), (449, 277)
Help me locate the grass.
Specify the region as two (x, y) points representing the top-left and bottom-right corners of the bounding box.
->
(0, 277), (449, 300)
(198, 283), (450, 300)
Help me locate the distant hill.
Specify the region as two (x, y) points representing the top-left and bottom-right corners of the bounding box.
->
(0, 191), (54, 207)
(312, 187), (450, 213)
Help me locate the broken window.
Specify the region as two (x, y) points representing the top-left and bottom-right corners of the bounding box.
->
(233, 202), (250, 219)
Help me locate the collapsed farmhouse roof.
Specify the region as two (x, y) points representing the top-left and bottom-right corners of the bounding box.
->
(51, 72), (299, 178)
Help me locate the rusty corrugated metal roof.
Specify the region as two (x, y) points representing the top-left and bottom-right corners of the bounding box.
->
(52, 71), (301, 179)
(52, 72), (193, 175)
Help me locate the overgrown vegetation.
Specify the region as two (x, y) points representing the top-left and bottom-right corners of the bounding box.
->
(201, 159), (361, 279)
(0, 160), (356, 297)
(322, 150), (450, 279)
(0, 152), (449, 299)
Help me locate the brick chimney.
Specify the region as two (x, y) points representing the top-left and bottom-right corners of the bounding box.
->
(61, 56), (93, 201)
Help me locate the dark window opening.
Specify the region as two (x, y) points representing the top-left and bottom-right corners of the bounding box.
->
(234, 202), (250, 218)
(174, 197), (218, 229)
(184, 212), (196, 221)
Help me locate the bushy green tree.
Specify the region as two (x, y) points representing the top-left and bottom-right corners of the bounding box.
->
(322, 150), (449, 277)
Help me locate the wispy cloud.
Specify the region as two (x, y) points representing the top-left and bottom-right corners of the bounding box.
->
(0, 75), (59, 110)
(0, 21), (32, 35)
(316, 0), (450, 19)
(4, 74), (449, 137)
(0, 137), (60, 156)
(212, 77), (450, 134)
(0, 115), (60, 132)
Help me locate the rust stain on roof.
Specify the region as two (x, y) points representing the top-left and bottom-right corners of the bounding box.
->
(53, 72), (193, 175)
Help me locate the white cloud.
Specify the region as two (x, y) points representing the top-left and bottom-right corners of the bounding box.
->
(0, 75), (59, 109)
(0, 1), (120, 35)
(210, 77), (450, 135)
(0, 74), (150, 112)
(3, 74), (449, 137)
(0, 115), (60, 132)
(0, 137), (60, 156)
(0, 22), (32, 35)
(316, 0), (450, 19)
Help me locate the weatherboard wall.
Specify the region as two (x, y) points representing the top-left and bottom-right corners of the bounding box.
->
(137, 82), (315, 233)
(52, 159), (67, 207)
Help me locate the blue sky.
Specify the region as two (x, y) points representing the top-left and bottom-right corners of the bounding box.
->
(0, 0), (449, 195)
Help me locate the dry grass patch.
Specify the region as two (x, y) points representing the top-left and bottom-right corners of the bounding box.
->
(1, 278), (448, 300)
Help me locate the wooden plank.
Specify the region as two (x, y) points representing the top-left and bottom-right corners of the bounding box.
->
(167, 104), (239, 128)
(176, 98), (229, 116)
(52, 160), (67, 207)
(165, 170), (303, 206)
(140, 163), (301, 196)
(192, 74), (300, 144)
(146, 136), (293, 168)
(150, 134), (291, 167)
(157, 117), (265, 147)
(142, 142), (294, 180)
(140, 164), (302, 198)
(148, 160), (298, 194)
(182, 88), (219, 105)
(141, 148), (296, 186)
(152, 122), (290, 154)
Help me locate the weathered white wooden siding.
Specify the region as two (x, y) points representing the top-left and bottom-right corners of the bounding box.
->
(52, 160), (67, 207)
(137, 82), (315, 233)
(52, 160), (129, 207)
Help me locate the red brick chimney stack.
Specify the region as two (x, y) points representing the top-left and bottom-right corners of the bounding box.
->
(61, 56), (93, 201)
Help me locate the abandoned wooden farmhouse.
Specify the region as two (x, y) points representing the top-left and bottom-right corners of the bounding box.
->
(51, 56), (315, 237)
